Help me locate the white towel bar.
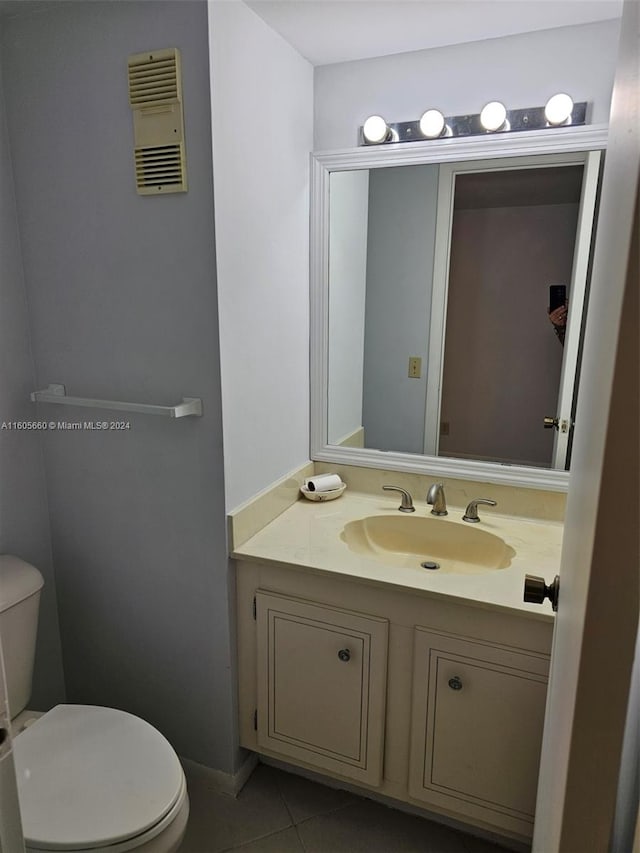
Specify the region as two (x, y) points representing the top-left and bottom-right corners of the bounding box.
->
(30, 384), (202, 418)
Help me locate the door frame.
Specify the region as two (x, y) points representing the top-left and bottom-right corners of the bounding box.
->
(423, 151), (601, 465)
(532, 1), (639, 848)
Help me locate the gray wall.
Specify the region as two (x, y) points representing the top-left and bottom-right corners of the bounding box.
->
(0, 44), (66, 711)
(362, 164), (439, 454)
(1, 1), (237, 771)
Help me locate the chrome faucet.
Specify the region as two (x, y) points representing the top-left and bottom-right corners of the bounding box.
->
(462, 499), (497, 523)
(382, 485), (415, 513)
(426, 483), (447, 516)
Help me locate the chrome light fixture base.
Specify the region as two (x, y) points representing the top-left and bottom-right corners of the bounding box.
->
(359, 102), (587, 146)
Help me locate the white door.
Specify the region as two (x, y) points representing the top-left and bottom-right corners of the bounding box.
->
(532, 2), (639, 850)
(550, 149), (601, 469)
(0, 635), (25, 852)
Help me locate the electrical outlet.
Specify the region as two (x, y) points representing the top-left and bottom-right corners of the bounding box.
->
(408, 357), (422, 378)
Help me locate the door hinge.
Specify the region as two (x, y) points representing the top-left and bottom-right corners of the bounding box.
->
(253, 596), (256, 620)
(253, 709), (258, 731)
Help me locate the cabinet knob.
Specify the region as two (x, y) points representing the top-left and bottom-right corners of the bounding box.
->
(448, 676), (463, 691)
(338, 649), (351, 662)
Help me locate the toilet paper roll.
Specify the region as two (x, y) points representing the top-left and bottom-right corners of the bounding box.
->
(305, 474), (343, 492)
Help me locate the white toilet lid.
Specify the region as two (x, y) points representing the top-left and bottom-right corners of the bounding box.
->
(14, 705), (185, 851)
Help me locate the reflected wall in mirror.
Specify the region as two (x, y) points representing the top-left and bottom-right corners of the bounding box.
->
(322, 142), (604, 484)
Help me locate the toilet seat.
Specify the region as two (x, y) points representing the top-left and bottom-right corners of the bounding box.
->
(13, 705), (187, 852)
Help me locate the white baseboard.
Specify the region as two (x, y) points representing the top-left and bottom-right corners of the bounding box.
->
(181, 751), (258, 798)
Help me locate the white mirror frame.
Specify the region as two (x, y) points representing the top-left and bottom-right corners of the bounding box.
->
(310, 124), (609, 492)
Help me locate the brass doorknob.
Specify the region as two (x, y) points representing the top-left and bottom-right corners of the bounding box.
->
(543, 416), (560, 430)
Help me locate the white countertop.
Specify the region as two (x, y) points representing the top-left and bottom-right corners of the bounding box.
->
(232, 491), (561, 622)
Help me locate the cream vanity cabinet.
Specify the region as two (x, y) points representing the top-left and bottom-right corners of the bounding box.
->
(408, 628), (549, 837)
(236, 561), (553, 843)
(254, 591), (388, 786)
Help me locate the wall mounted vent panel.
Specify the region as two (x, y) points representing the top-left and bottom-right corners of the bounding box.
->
(134, 144), (186, 195)
(128, 48), (181, 106)
(128, 48), (187, 194)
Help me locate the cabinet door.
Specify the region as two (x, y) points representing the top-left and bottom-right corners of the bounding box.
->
(409, 628), (549, 837)
(255, 590), (388, 786)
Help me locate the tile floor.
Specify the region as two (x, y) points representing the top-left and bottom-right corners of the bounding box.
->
(179, 762), (516, 853)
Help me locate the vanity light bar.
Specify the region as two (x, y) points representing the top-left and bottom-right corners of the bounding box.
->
(359, 101), (587, 146)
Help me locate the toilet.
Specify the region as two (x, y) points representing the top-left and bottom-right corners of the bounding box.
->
(0, 555), (189, 853)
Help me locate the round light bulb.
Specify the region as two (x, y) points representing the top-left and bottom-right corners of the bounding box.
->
(545, 93), (574, 125)
(419, 109), (446, 139)
(362, 115), (389, 144)
(480, 101), (507, 132)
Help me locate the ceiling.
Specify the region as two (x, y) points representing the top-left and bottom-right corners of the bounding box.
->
(0, 1), (623, 63)
(243, 0), (623, 65)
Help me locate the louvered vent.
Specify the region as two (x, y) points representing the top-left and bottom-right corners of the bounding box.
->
(135, 144), (185, 192)
(128, 49), (180, 107)
(128, 48), (187, 195)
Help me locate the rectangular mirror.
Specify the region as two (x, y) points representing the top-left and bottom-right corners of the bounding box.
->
(311, 127), (608, 490)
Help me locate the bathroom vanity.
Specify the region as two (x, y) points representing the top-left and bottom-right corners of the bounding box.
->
(232, 489), (559, 844)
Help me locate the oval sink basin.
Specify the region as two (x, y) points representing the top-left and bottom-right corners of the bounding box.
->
(341, 515), (515, 574)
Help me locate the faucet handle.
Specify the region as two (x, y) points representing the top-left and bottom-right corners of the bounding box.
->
(462, 499), (497, 523)
(382, 485), (415, 513)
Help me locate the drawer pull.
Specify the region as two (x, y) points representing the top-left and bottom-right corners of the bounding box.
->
(338, 649), (351, 662)
(448, 676), (463, 691)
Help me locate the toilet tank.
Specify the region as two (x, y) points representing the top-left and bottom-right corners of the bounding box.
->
(0, 556), (44, 719)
